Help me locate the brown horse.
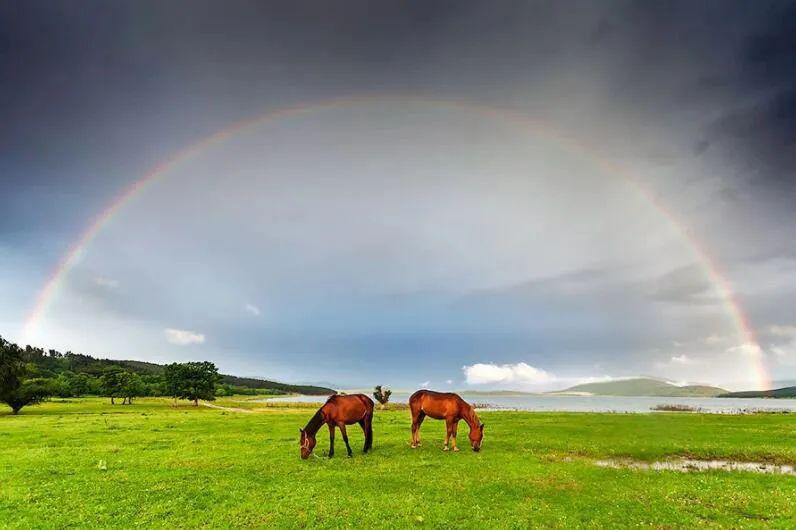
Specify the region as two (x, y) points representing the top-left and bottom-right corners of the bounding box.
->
(299, 394), (374, 459)
(409, 390), (484, 452)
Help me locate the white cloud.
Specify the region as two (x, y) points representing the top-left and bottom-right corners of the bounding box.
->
(420, 380), (430, 388)
(704, 334), (724, 345)
(446, 379), (453, 385)
(670, 354), (700, 365)
(164, 328), (205, 346)
(767, 325), (796, 364)
(463, 362), (555, 386)
(460, 361), (620, 391)
(726, 342), (763, 358)
(94, 277), (119, 289)
(245, 303), (261, 316)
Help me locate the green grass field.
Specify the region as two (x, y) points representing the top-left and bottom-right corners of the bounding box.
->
(1, 398), (794, 528)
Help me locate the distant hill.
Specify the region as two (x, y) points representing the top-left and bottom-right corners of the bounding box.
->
(718, 386), (796, 398)
(460, 390), (540, 396)
(554, 378), (727, 397)
(107, 360), (334, 395)
(216, 375), (334, 396)
(19, 345), (335, 396)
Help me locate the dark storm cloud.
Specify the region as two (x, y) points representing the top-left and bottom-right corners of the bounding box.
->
(1, 1), (792, 184)
(705, 2), (796, 193)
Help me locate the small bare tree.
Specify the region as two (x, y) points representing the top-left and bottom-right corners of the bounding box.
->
(373, 385), (392, 409)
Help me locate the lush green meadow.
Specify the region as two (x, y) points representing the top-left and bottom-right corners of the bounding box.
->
(1, 398), (794, 528)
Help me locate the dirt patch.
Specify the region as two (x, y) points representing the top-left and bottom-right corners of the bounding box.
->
(595, 458), (795, 475)
(200, 402), (254, 413)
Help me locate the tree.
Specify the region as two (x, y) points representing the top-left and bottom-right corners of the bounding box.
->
(0, 336), (52, 414)
(164, 362), (219, 405)
(373, 385), (392, 409)
(121, 373), (145, 404)
(100, 368), (129, 404)
(69, 373), (93, 397)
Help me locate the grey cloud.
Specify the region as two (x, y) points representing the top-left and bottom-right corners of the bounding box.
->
(645, 265), (716, 305)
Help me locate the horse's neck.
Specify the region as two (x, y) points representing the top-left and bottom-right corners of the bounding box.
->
(304, 409), (325, 436)
(461, 405), (479, 430)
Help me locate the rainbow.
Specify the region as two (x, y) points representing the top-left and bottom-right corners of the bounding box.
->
(20, 95), (770, 389)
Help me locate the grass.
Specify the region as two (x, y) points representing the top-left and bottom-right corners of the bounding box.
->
(1, 397), (794, 528)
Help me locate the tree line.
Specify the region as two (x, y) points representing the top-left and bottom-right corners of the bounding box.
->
(0, 335), (291, 414)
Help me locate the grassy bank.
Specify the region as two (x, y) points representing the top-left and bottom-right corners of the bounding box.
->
(1, 397), (794, 528)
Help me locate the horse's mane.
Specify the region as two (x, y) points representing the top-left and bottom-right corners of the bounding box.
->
(464, 404), (481, 429)
(304, 408), (325, 435)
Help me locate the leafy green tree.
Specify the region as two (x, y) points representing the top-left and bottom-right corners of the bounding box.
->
(163, 363), (185, 402)
(69, 373), (93, 397)
(52, 373), (73, 398)
(373, 385), (392, 409)
(121, 373), (145, 404)
(0, 336), (52, 414)
(4, 378), (52, 414)
(164, 362), (219, 405)
(100, 368), (129, 404)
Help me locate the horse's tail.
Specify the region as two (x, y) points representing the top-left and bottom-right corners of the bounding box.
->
(363, 397), (374, 451)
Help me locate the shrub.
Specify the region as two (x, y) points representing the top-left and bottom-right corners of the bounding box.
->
(373, 385), (392, 408)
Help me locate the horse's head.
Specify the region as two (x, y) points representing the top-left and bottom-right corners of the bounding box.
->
(469, 421), (485, 452)
(299, 428), (317, 459)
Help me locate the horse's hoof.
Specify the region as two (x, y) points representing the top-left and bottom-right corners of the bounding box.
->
(443, 446), (449, 451)
(453, 447), (460, 452)
(410, 444), (417, 449)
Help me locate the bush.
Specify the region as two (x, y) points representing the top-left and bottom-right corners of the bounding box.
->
(651, 404), (703, 412)
(373, 385), (392, 408)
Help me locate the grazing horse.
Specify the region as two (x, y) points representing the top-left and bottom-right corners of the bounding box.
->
(299, 394), (374, 459)
(409, 390), (484, 452)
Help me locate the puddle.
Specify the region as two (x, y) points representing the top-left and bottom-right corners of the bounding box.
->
(595, 458), (795, 475)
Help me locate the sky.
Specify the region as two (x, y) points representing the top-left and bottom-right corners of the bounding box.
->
(1, 1), (795, 391)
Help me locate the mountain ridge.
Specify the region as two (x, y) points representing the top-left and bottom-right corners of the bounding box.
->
(552, 377), (727, 397)
(718, 386), (796, 398)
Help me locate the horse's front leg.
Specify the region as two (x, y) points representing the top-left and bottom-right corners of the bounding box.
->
(328, 423), (335, 458)
(451, 420), (459, 452)
(443, 419), (454, 451)
(339, 423), (353, 457)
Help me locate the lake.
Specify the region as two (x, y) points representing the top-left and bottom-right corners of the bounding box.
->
(265, 392), (796, 413)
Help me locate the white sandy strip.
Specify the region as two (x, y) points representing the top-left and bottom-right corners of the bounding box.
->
(595, 458), (795, 475)
(200, 401), (255, 413)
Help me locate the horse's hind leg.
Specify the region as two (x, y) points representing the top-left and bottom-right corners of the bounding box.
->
(359, 415), (373, 453)
(338, 423), (353, 457)
(410, 411), (425, 448)
(415, 412), (425, 446)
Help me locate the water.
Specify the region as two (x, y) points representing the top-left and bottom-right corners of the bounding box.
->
(265, 392), (796, 413)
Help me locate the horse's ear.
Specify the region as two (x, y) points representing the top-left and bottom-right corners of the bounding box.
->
(480, 422), (485, 429)
(299, 428), (304, 433)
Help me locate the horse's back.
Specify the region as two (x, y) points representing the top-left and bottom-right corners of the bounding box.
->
(410, 389), (466, 419)
(325, 393), (372, 422)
